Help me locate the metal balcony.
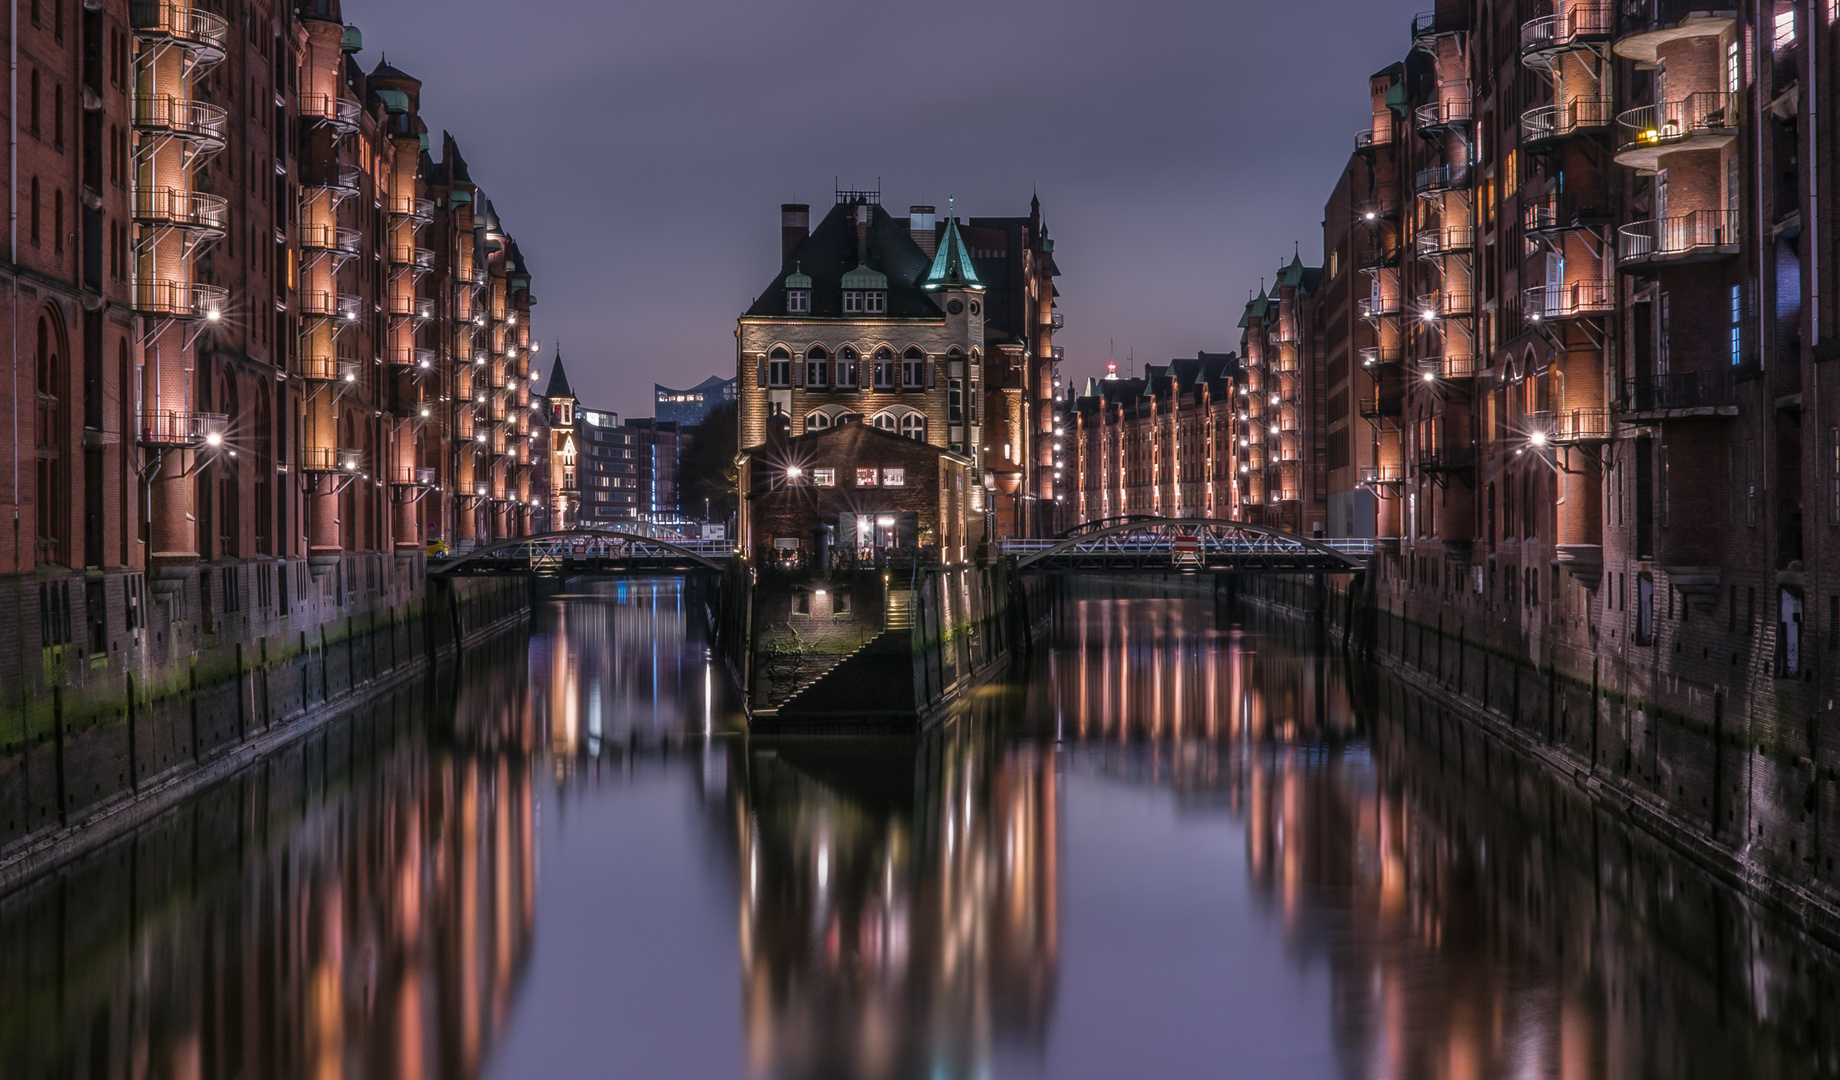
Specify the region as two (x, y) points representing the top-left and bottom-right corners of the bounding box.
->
(132, 187), (228, 235)
(1615, 92), (1738, 169)
(1521, 2), (1613, 70)
(1412, 9), (1468, 37)
(1416, 447), (1476, 473)
(389, 348), (436, 370)
(1415, 162), (1471, 195)
(1416, 96), (1473, 134)
(392, 466), (437, 487)
(389, 296), (435, 322)
(1355, 128), (1388, 153)
(1415, 225), (1474, 258)
(302, 164), (362, 198)
(300, 223), (362, 257)
(1360, 295), (1403, 320)
(390, 197), (436, 224)
(1521, 98), (1614, 146)
(132, 93), (227, 148)
(1359, 346), (1402, 368)
(298, 356), (361, 384)
(300, 291), (364, 321)
(390, 246), (435, 271)
(299, 446), (366, 474)
(1419, 355), (1476, 381)
(1359, 392), (1404, 419)
(301, 94), (362, 135)
(1527, 408), (1612, 444)
(136, 409), (227, 449)
(1524, 280), (1614, 321)
(1617, 210), (1741, 270)
(129, 1), (228, 62)
(1358, 245), (1399, 270)
(1416, 292), (1474, 319)
(135, 280), (228, 321)
(1359, 464), (1406, 486)
(1616, 371), (1736, 420)
(1524, 193), (1612, 234)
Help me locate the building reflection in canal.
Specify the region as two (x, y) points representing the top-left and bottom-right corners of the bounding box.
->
(3, 581), (1838, 1079)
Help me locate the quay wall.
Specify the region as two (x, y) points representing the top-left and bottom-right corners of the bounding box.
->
(1244, 552), (1840, 947)
(0, 557), (529, 890)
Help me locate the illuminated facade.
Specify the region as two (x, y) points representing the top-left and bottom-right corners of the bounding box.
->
(1068, 353), (1241, 524)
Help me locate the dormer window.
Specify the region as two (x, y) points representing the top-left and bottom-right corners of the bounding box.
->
(865, 290), (885, 313)
(787, 289), (809, 313)
(841, 265), (888, 316)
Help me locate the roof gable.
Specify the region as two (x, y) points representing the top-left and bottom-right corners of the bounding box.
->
(745, 201), (940, 320)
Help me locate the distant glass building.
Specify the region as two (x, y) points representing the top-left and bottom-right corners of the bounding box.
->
(655, 375), (737, 428)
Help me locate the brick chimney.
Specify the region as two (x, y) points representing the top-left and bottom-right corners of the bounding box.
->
(781, 204), (809, 263)
(910, 206), (937, 257)
(855, 203), (871, 265)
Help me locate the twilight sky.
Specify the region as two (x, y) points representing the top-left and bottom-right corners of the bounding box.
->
(354, 0), (1420, 415)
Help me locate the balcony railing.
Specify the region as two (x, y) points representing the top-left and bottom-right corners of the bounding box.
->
(1416, 225), (1475, 257)
(1524, 193), (1610, 233)
(1355, 128), (1388, 151)
(1522, 97), (1615, 145)
(300, 291), (364, 321)
(1616, 210), (1740, 266)
(130, 1), (230, 55)
(392, 466), (438, 487)
(389, 347), (437, 369)
(301, 94), (362, 134)
(389, 296), (435, 321)
(1415, 162), (1471, 194)
(1360, 295), (1403, 319)
(390, 246), (435, 271)
(1417, 292), (1474, 318)
(135, 280), (228, 320)
(133, 187), (228, 232)
(299, 446), (366, 473)
(1521, 3), (1613, 62)
(299, 223), (362, 256)
(1416, 97), (1474, 131)
(1420, 354), (1476, 380)
(298, 356), (361, 383)
(1359, 392), (1404, 419)
(1358, 245), (1399, 269)
(132, 94), (227, 145)
(1617, 371), (1734, 414)
(1359, 464), (1405, 484)
(1359, 346), (1402, 367)
(137, 410), (227, 448)
(302, 163), (362, 197)
(1416, 447), (1476, 472)
(389, 197), (436, 223)
(1527, 408), (1612, 443)
(1614, 1), (1739, 65)
(1616, 92), (1737, 157)
(1524, 280), (1615, 320)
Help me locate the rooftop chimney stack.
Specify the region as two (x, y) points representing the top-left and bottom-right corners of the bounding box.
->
(855, 203), (871, 265)
(910, 205), (937, 257)
(780, 204), (809, 263)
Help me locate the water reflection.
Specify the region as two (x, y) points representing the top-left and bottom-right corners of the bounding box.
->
(3, 583), (1838, 1079)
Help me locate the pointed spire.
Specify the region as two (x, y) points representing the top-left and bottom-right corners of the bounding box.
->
(925, 211), (983, 291)
(545, 347), (575, 401)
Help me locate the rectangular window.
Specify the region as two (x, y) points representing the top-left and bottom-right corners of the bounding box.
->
(1746, 440), (1758, 525)
(865, 291), (885, 314)
(843, 291), (864, 313)
(836, 356), (857, 389)
(786, 290), (809, 313)
(873, 357), (896, 390)
(948, 379), (963, 424)
(882, 468), (905, 487)
(768, 357), (791, 387)
(902, 357), (924, 388)
(1659, 445), (1670, 528)
(855, 467), (877, 487)
(1727, 37), (1740, 92)
(811, 468), (835, 487)
(805, 358), (826, 388)
(1730, 285), (1742, 365)
(1775, 6), (1797, 49)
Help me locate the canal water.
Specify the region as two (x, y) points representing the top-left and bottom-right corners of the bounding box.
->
(2, 580), (1837, 1079)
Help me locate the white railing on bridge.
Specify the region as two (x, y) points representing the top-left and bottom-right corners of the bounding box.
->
(999, 533), (1374, 564)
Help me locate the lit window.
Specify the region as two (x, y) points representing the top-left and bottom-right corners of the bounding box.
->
(1775, 7), (1796, 50)
(787, 289), (809, 313)
(856, 467), (878, 487)
(1730, 285), (1742, 365)
(1727, 38), (1741, 93)
(882, 468), (905, 487)
(812, 468), (836, 487)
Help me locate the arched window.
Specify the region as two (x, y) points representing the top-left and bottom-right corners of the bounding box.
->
(805, 410), (832, 432)
(900, 413), (926, 441)
(34, 313), (63, 562)
(873, 412), (898, 433)
(766, 347), (791, 388)
(805, 345), (828, 359)
(255, 387), (273, 555)
(804, 345), (828, 388)
(873, 347), (896, 390)
(902, 347), (925, 389)
(836, 345), (858, 389)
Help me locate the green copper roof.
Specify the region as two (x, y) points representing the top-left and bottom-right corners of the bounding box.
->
(924, 215), (983, 291)
(784, 271), (812, 290)
(1280, 253), (1307, 288)
(340, 24), (362, 53)
(840, 264), (887, 290)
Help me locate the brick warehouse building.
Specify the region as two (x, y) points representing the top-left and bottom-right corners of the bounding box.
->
(0, 0), (537, 847)
(1068, 353), (1241, 524)
(1237, 0), (1840, 909)
(735, 188), (1061, 552)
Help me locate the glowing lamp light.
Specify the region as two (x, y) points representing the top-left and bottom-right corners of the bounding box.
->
(1530, 430), (1549, 447)
(876, 515), (896, 526)
(475, 432), (486, 442)
(419, 407), (430, 418)
(1421, 309), (1438, 322)
(785, 465), (803, 479)
(475, 484), (488, 497)
(205, 308), (222, 323)
(204, 431), (223, 448)
(1365, 211), (1377, 221)
(1422, 370), (1437, 382)
(343, 371), (356, 382)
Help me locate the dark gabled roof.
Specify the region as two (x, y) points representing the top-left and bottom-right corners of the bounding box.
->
(370, 55), (417, 83)
(745, 201), (942, 320)
(544, 352), (575, 400)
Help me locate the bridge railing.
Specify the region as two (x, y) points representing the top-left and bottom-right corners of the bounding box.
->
(999, 536), (1375, 559)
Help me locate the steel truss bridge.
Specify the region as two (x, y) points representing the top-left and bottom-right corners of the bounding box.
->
(998, 518), (1372, 574)
(430, 529), (734, 576)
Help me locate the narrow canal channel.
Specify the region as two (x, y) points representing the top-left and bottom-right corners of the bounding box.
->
(2, 581), (1836, 1079)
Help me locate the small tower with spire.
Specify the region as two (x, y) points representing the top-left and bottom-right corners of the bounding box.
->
(543, 348), (580, 529)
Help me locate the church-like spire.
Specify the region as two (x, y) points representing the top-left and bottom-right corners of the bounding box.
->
(544, 347), (575, 401)
(924, 211), (983, 291)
